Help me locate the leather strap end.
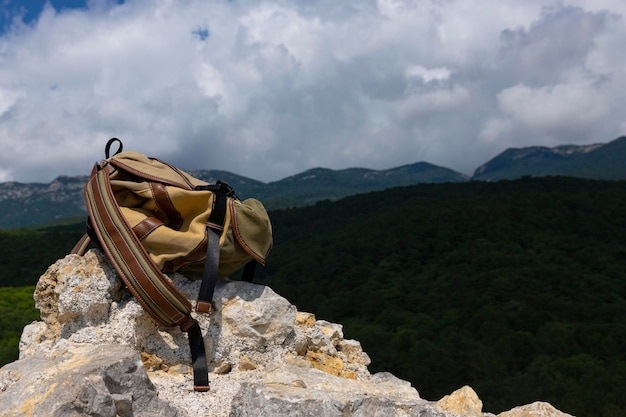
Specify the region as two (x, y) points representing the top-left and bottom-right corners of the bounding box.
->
(196, 301), (212, 314)
(194, 385), (210, 392)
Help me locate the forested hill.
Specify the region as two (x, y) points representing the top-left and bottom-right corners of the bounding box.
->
(262, 176), (626, 417)
(473, 135), (626, 181)
(1, 177), (625, 416)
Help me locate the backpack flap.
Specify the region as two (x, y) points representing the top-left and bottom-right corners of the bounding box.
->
(221, 197), (273, 275)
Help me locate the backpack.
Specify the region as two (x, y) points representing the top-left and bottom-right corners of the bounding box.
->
(71, 138), (273, 391)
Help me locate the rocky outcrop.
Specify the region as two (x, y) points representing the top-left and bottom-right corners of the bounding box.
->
(0, 251), (574, 416)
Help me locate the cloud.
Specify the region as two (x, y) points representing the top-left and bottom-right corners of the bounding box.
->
(479, 5), (626, 149)
(0, 0), (625, 183)
(497, 6), (615, 86)
(498, 82), (608, 130)
(480, 79), (610, 145)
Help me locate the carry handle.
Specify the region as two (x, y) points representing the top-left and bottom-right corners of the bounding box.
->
(105, 138), (124, 158)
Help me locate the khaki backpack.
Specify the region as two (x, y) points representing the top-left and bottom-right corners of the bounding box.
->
(72, 138), (273, 391)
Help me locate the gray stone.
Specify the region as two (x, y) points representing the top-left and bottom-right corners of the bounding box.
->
(497, 402), (575, 417)
(229, 382), (446, 417)
(227, 364), (437, 417)
(0, 343), (179, 417)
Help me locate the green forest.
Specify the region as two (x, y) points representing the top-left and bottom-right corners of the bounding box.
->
(1, 176), (625, 417)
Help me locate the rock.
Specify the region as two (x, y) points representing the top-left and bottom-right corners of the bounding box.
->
(0, 343), (179, 417)
(238, 355), (258, 371)
(229, 363), (435, 417)
(1, 251), (577, 416)
(497, 402), (575, 417)
(231, 382), (427, 417)
(437, 385), (484, 417)
(20, 250), (123, 357)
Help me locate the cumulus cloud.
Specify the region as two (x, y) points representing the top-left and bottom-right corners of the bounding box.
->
(0, 0), (625, 183)
(481, 79), (610, 145)
(479, 4), (626, 149)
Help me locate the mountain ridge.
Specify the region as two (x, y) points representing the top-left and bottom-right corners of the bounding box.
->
(473, 135), (626, 180)
(1, 135), (625, 229)
(0, 161), (466, 229)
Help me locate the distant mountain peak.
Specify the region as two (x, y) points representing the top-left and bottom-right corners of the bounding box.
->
(472, 136), (626, 181)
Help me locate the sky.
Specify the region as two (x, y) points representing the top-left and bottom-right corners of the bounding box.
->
(1, 0), (625, 184)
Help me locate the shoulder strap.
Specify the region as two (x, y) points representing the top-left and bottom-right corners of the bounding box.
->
(84, 160), (210, 392)
(71, 232), (91, 256)
(196, 181), (255, 312)
(196, 185), (228, 314)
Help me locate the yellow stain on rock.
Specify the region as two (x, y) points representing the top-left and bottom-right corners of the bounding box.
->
(17, 382), (59, 417)
(294, 312), (316, 327)
(305, 350), (356, 379)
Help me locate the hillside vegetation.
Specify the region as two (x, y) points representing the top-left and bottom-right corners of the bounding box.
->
(0, 222), (87, 287)
(0, 286), (39, 366)
(1, 177), (625, 417)
(262, 176), (626, 417)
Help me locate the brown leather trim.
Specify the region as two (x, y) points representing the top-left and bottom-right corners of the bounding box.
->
(196, 301), (212, 314)
(150, 182), (183, 230)
(132, 216), (163, 240)
(179, 318), (199, 332)
(154, 157), (198, 189)
(206, 222), (224, 232)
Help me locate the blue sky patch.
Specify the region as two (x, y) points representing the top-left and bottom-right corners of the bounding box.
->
(0, 0), (124, 34)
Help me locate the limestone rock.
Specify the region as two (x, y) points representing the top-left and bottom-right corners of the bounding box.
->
(21, 250), (123, 357)
(497, 402), (575, 417)
(437, 385), (484, 417)
(0, 343), (178, 417)
(230, 366), (430, 416)
(1, 251), (577, 417)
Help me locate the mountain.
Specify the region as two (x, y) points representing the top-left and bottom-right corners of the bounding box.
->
(472, 135), (626, 181)
(185, 169), (268, 197)
(257, 162), (468, 208)
(0, 176), (89, 229)
(0, 162), (467, 229)
(2, 134), (625, 229)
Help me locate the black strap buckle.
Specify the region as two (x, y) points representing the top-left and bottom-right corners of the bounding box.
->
(194, 181), (238, 200)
